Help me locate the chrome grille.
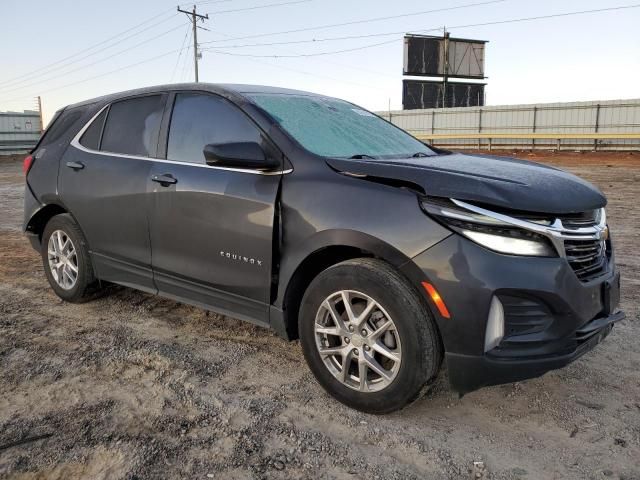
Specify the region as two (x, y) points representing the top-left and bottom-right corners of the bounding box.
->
(444, 200), (610, 283)
(564, 238), (607, 282)
(557, 210), (599, 229)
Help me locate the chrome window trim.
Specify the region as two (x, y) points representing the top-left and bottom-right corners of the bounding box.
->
(448, 199), (607, 258)
(69, 104), (292, 176)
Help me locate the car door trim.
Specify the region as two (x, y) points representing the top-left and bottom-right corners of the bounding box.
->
(70, 104), (292, 176)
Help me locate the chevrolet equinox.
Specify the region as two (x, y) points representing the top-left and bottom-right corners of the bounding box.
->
(23, 84), (623, 413)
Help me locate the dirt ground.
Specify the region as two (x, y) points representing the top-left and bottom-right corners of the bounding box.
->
(0, 152), (638, 480)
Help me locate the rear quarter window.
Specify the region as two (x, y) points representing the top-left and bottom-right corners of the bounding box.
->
(79, 108), (107, 150)
(37, 106), (87, 149)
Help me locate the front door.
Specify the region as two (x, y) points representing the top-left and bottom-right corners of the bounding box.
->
(148, 92), (283, 324)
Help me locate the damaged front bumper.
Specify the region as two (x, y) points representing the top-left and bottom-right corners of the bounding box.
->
(410, 234), (624, 395)
(446, 308), (624, 395)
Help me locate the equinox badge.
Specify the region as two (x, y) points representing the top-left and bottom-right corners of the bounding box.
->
(220, 251), (263, 267)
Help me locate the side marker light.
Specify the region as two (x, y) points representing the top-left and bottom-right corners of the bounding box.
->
(421, 281), (451, 319)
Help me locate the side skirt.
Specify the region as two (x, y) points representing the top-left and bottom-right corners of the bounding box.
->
(90, 252), (272, 330)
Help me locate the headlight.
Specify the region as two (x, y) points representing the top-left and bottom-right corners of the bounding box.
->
(461, 230), (554, 256)
(421, 197), (556, 257)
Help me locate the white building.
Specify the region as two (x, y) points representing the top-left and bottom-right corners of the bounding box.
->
(0, 110), (42, 155)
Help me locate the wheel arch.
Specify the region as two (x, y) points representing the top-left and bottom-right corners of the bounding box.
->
(25, 203), (69, 241)
(275, 229), (438, 342)
(25, 203), (92, 262)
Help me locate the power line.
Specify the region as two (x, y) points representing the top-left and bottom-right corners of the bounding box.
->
(0, 14), (177, 91)
(0, 47), (188, 105)
(0, 22), (188, 95)
(0, 9), (176, 89)
(200, 0), (507, 45)
(205, 38), (398, 58)
(200, 26), (447, 49)
(205, 3), (640, 54)
(170, 24), (192, 82)
(4, 2), (637, 106)
(183, 0), (234, 6)
(180, 30), (194, 82)
(212, 28), (397, 80)
(206, 0), (311, 15)
(223, 53), (391, 92)
(434, 3), (640, 34)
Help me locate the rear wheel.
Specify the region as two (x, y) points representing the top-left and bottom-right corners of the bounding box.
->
(41, 214), (98, 302)
(299, 258), (442, 413)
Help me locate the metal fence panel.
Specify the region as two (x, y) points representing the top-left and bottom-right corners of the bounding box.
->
(380, 99), (640, 151)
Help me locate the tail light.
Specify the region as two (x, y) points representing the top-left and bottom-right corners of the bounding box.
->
(23, 154), (34, 175)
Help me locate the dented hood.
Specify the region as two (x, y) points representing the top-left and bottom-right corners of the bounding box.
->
(326, 153), (607, 214)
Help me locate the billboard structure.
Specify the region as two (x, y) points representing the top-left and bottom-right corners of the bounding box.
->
(403, 80), (486, 110)
(402, 33), (487, 109)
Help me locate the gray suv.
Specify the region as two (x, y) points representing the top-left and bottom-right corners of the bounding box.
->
(23, 84), (623, 413)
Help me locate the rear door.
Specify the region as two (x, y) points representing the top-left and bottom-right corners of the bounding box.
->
(148, 92), (283, 324)
(60, 93), (166, 291)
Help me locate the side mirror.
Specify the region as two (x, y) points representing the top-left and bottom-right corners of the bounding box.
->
(203, 142), (280, 170)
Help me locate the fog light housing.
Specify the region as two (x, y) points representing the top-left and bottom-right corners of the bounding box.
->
(484, 296), (504, 352)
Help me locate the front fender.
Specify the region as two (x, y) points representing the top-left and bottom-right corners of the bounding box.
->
(278, 229), (412, 303)
(275, 226), (452, 311)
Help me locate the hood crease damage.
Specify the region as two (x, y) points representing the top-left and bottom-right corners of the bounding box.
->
(326, 153), (606, 215)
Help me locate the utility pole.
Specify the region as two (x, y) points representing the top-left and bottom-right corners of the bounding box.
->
(177, 5), (209, 82)
(442, 27), (450, 109)
(37, 96), (43, 133)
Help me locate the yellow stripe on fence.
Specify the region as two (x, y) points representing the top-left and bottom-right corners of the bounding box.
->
(412, 132), (640, 140)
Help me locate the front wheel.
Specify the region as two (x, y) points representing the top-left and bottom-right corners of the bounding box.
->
(299, 258), (442, 413)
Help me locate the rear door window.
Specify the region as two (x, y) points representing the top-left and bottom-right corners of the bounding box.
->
(167, 93), (261, 164)
(101, 95), (165, 157)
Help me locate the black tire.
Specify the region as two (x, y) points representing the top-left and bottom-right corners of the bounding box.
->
(41, 214), (98, 303)
(299, 258), (442, 414)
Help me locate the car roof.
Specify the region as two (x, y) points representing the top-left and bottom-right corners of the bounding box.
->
(66, 83), (324, 109)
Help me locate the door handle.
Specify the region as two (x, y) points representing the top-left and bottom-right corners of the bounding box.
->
(66, 161), (85, 170)
(151, 173), (177, 186)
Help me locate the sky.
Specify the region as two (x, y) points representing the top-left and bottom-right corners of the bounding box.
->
(0, 0), (639, 125)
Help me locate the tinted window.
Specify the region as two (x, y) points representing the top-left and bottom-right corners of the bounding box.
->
(39, 106), (85, 147)
(101, 95), (164, 157)
(79, 108), (107, 150)
(248, 93), (434, 160)
(167, 93), (261, 164)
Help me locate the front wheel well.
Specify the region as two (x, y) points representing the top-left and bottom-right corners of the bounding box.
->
(282, 246), (373, 340)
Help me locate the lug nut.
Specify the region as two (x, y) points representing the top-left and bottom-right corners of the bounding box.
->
(344, 337), (350, 344)
(348, 325), (354, 332)
(352, 349), (359, 355)
(361, 330), (367, 336)
(364, 345), (370, 351)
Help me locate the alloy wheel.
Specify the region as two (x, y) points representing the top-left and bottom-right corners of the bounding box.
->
(47, 230), (79, 290)
(314, 290), (402, 392)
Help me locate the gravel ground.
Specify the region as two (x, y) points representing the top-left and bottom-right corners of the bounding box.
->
(0, 152), (639, 480)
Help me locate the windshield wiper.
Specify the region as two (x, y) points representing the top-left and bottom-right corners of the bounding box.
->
(349, 154), (376, 159)
(411, 152), (430, 158)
